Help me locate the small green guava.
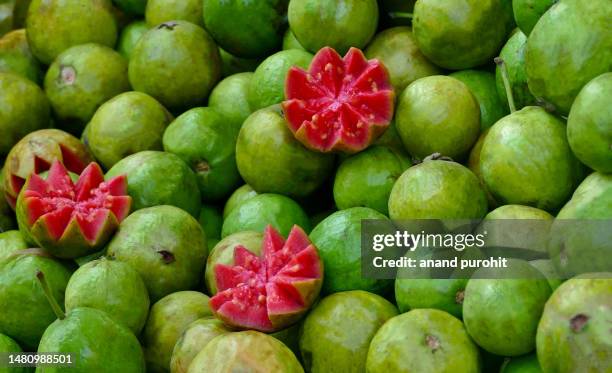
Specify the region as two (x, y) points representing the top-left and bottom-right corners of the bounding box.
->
(282, 29), (306, 51)
(496, 30), (536, 110)
(219, 48), (261, 78)
(145, 0), (203, 27)
(208, 72), (254, 136)
(222, 184), (258, 219)
(500, 353), (542, 373)
(512, 0), (554, 35)
(529, 260), (563, 291)
(0, 29), (42, 84)
(0, 230), (26, 263)
(198, 205), (222, 242)
(170, 318), (232, 373)
(113, 0), (147, 15)
(0, 333), (26, 373)
(395, 278), (468, 319)
(467, 130), (498, 208)
(117, 21), (149, 59)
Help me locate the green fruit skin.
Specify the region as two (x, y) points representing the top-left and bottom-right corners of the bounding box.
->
(0, 72), (49, 157)
(480, 106), (584, 212)
(413, 0), (507, 69)
(44, 43), (130, 134)
(389, 160), (488, 220)
(496, 30), (536, 111)
(536, 274), (612, 373)
(512, 0), (554, 35)
(188, 331), (303, 373)
(25, 0), (118, 65)
(310, 207), (391, 294)
(106, 206), (207, 302)
(333, 146), (410, 215)
(396, 75), (481, 160)
(208, 72), (253, 136)
(113, 0), (147, 15)
(117, 21), (149, 60)
(373, 119), (407, 155)
(394, 278), (468, 319)
(145, 0), (204, 27)
(0, 170), (16, 232)
(525, 0), (612, 115)
(64, 258), (150, 334)
(500, 353), (543, 373)
(222, 184), (258, 219)
(450, 70), (508, 130)
(0, 29), (42, 84)
(365, 27), (440, 93)
(236, 106), (335, 198)
(0, 250), (72, 350)
(0, 333), (26, 373)
(529, 260), (563, 291)
(105, 151), (201, 217)
(282, 29), (306, 51)
(0, 2), (12, 38)
(247, 49), (313, 111)
(163, 107), (240, 201)
(198, 205), (222, 241)
(219, 48), (261, 78)
(567, 72), (612, 173)
(221, 193), (310, 238)
(0, 230), (27, 263)
(170, 318), (232, 373)
(143, 291), (212, 373)
(128, 21), (221, 111)
(366, 309), (481, 373)
(300, 291), (398, 373)
(270, 323), (301, 358)
(288, 0), (378, 55)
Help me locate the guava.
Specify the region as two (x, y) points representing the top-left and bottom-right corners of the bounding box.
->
(0, 72), (49, 158)
(219, 48), (261, 78)
(106, 205), (207, 301)
(128, 21), (221, 111)
(198, 205), (222, 243)
(64, 258), (150, 334)
(288, 0), (378, 54)
(536, 273), (612, 373)
(529, 260), (563, 291)
(366, 309), (481, 373)
(365, 26), (440, 93)
(113, 0), (146, 15)
(117, 21), (148, 59)
(396, 75), (480, 160)
(0, 333), (26, 373)
(496, 30), (536, 111)
(412, 0), (507, 69)
(221, 193), (310, 238)
(395, 278), (468, 319)
(236, 106), (335, 198)
(142, 291), (212, 373)
(512, 0), (554, 35)
(310, 207), (392, 294)
(208, 72), (253, 135)
(105, 151), (201, 217)
(84, 92), (173, 169)
(188, 331), (303, 373)
(282, 47), (394, 153)
(282, 29), (305, 51)
(467, 131), (497, 208)
(25, 0), (118, 65)
(525, 0), (612, 115)
(300, 290), (398, 372)
(0, 2), (12, 37)
(170, 318), (232, 373)
(567, 73), (612, 173)
(0, 29), (42, 84)
(333, 146), (410, 215)
(0, 230), (26, 263)
(145, 0), (203, 27)
(222, 184), (258, 219)
(373, 119), (407, 155)
(463, 260), (552, 356)
(0, 249), (72, 349)
(270, 322), (301, 358)
(480, 106), (584, 212)
(500, 353), (542, 373)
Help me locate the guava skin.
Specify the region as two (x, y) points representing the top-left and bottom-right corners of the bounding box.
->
(106, 206), (207, 302)
(0, 230), (27, 263)
(495, 30), (536, 111)
(208, 72), (253, 136)
(365, 27), (440, 93)
(366, 309), (481, 373)
(536, 274), (612, 373)
(480, 106), (584, 213)
(0, 72), (50, 157)
(529, 260), (563, 291)
(0, 169), (16, 232)
(85, 92), (172, 170)
(567, 73), (612, 173)
(219, 48), (261, 78)
(512, 0), (554, 35)
(142, 291), (212, 373)
(500, 353), (542, 373)
(288, 0), (378, 55)
(0, 2), (12, 37)
(113, 0), (147, 15)
(170, 318), (232, 373)
(221, 193), (310, 238)
(248, 49), (313, 111)
(413, 0), (507, 70)
(64, 258), (150, 334)
(117, 21), (149, 59)
(525, 0), (612, 115)
(299, 291), (398, 373)
(145, 0), (204, 27)
(25, 0), (118, 65)
(105, 151), (201, 217)
(374, 119), (408, 156)
(0, 333), (26, 373)
(37, 307), (145, 373)
(236, 106), (335, 198)
(222, 184), (258, 219)
(0, 29), (42, 84)
(128, 21), (221, 111)
(163, 107), (240, 201)
(309, 207), (391, 294)
(44, 44), (130, 134)
(394, 278), (468, 319)
(198, 205), (222, 243)
(0, 249), (72, 350)
(396, 76), (481, 160)
(282, 29), (306, 51)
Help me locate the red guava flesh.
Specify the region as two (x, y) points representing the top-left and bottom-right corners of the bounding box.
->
(210, 225), (323, 332)
(17, 161), (131, 258)
(282, 47), (395, 153)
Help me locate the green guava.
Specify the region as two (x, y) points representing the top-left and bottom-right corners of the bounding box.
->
(0, 230), (26, 263)
(142, 291), (212, 373)
(512, 0), (554, 35)
(105, 151), (201, 217)
(288, 0), (378, 54)
(106, 205), (207, 301)
(496, 30), (536, 110)
(222, 184), (258, 219)
(365, 27), (440, 93)
(270, 322), (301, 358)
(163, 107), (240, 201)
(219, 48), (261, 78)
(236, 106), (335, 198)
(0, 2), (12, 37)
(170, 318), (232, 373)
(113, 0), (147, 15)
(208, 72), (253, 135)
(396, 75), (481, 160)
(64, 258), (150, 334)
(221, 193), (310, 238)
(0, 333), (26, 373)
(198, 205), (222, 243)
(395, 278), (468, 319)
(525, 0), (612, 115)
(467, 130), (498, 208)
(0, 29), (42, 84)
(117, 21), (149, 59)
(374, 119), (408, 155)
(145, 0), (203, 27)
(366, 309), (481, 373)
(300, 290), (398, 372)
(25, 0), (118, 65)
(567, 72), (612, 173)
(128, 21), (221, 111)
(500, 353), (542, 373)
(282, 29), (305, 51)
(529, 260), (563, 291)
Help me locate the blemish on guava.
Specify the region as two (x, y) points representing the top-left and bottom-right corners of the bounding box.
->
(570, 313), (589, 333)
(455, 290), (465, 305)
(425, 334), (441, 352)
(59, 65), (76, 85)
(158, 22), (178, 30)
(158, 250), (175, 264)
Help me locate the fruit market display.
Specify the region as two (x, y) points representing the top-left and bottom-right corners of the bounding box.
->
(0, 0), (609, 372)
